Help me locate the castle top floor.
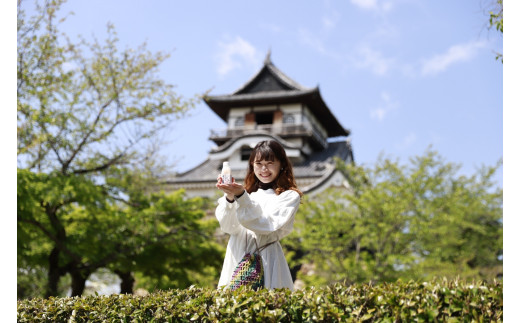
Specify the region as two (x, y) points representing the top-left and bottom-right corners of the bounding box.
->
(203, 52), (349, 154)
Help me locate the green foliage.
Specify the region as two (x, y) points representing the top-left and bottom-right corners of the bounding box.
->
(286, 149), (502, 287)
(17, 168), (224, 298)
(17, 0), (219, 298)
(18, 0), (194, 173)
(489, 1), (503, 33)
(17, 263), (49, 299)
(17, 168), (108, 267)
(487, 0), (503, 62)
(17, 279), (503, 322)
(111, 190), (225, 291)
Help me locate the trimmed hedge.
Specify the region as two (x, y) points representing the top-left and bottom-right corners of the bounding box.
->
(17, 279), (502, 322)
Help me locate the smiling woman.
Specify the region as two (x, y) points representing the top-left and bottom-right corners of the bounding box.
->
(214, 140), (303, 291)
(253, 159), (281, 184)
(243, 140), (302, 196)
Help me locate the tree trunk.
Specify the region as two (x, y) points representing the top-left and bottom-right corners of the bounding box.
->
(290, 264), (302, 283)
(70, 269), (89, 296)
(45, 205), (69, 298)
(287, 248), (304, 283)
(46, 247), (63, 298)
(355, 238), (361, 263)
(115, 270), (135, 294)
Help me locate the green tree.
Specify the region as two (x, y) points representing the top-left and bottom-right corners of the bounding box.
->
(17, 169), (224, 298)
(487, 0), (503, 62)
(18, 169), (108, 297)
(287, 149), (502, 287)
(17, 0), (222, 298)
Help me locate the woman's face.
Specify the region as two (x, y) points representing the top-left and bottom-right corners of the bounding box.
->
(253, 155), (281, 184)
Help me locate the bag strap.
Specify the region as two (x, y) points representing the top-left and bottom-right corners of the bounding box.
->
(255, 239), (277, 253)
(245, 232), (278, 254)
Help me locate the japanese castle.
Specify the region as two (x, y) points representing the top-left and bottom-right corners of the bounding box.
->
(164, 53), (354, 198)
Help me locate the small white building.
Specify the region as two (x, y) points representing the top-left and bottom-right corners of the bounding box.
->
(164, 53), (354, 198)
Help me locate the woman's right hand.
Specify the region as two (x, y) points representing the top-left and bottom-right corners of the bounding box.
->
(216, 176), (245, 200)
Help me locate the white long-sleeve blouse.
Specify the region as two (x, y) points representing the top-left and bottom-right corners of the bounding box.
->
(215, 188), (300, 291)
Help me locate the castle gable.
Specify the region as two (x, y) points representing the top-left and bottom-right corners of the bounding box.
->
(233, 52), (308, 94)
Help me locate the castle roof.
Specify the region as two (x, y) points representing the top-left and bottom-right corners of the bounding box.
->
(204, 53), (349, 138)
(164, 137), (353, 195)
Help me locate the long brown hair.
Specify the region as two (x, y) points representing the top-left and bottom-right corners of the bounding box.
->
(244, 140), (303, 197)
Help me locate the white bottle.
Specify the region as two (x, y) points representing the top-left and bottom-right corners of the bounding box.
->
(221, 161), (232, 184)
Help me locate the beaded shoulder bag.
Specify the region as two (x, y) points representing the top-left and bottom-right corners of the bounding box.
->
(228, 234), (277, 291)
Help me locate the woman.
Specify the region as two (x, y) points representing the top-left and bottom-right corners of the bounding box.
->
(215, 140), (303, 290)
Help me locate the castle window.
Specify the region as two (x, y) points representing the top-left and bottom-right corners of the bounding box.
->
(235, 116), (244, 127)
(283, 113), (295, 124)
(255, 112), (273, 125)
(241, 147), (253, 161)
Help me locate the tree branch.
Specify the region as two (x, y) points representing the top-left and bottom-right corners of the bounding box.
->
(72, 152), (125, 174)
(61, 98), (114, 174)
(18, 216), (83, 265)
(78, 225), (196, 272)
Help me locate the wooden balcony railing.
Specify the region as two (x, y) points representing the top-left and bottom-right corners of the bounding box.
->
(209, 123), (328, 148)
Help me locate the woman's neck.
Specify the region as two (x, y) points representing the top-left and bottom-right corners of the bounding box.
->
(258, 181), (274, 190)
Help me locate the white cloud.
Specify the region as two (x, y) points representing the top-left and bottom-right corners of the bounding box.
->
(367, 23), (399, 43)
(298, 28), (342, 60)
(350, 0), (394, 12)
(298, 10), (341, 59)
(215, 36), (261, 76)
(420, 41), (486, 76)
(370, 108), (387, 121)
(370, 91), (399, 121)
(321, 12), (340, 31)
(260, 23), (282, 34)
(299, 28), (327, 55)
(354, 46), (394, 76)
(351, 0), (378, 10)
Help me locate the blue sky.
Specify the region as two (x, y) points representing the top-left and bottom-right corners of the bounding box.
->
(4, 0), (516, 313)
(21, 0), (503, 184)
